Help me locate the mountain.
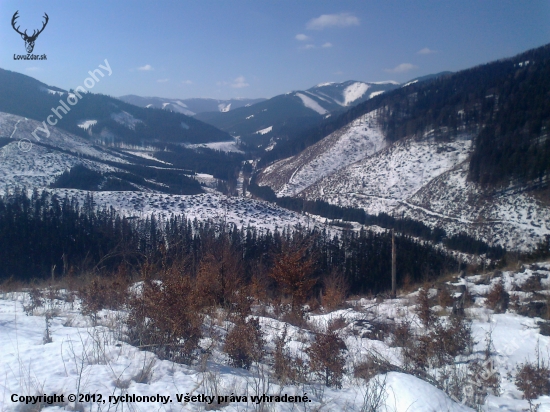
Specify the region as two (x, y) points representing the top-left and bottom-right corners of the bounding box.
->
(0, 68), (231, 147)
(0, 110), (314, 234)
(193, 81), (399, 150)
(118, 95), (267, 116)
(255, 44), (550, 251)
(401, 71), (453, 87)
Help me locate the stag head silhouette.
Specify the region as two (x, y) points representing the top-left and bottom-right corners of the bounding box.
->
(11, 11), (49, 54)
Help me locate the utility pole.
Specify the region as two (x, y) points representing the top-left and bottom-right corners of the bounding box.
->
(391, 229), (396, 298)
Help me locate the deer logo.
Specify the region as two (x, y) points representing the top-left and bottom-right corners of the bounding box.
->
(11, 11), (49, 54)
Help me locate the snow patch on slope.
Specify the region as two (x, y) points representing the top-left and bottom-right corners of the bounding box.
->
(256, 126), (273, 135)
(342, 82), (370, 106)
(219, 103), (231, 112)
(295, 93), (328, 115)
(258, 110), (386, 197)
(77, 120), (97, 130)
(110, 111), (143, 130)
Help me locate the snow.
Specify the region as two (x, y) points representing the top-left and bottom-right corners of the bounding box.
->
(258, 110), (387, 197)
(186, 141), (244, 153)
(255, 126), (273, 135)
(77, 120), (97, 130)
(123, 150), (172, 164)
(3, 261), (550, 411)
(0, 112), (129, 190)
(245, 115), (254, 120)
(219, 103), (231, 112)
(341, 82), (370, 106)
(316, 82), (335, 87)
(295, 93), (328, 115)
(383, 373), (472, 411)
(110, 111), (143, 130)
(402, 80), (419, 87)
(301, 135), (473, 215)
(45, 189), (312, 232)
(369, 91), (385, 99)
(40, 87), (65, 96)
(394, 162), (550, 251)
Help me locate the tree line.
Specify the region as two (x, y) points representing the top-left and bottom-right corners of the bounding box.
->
(0, 188), (458, 295)
(247, 181), (506, 259)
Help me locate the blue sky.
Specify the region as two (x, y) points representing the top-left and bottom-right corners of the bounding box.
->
(1, 1), (549, 99)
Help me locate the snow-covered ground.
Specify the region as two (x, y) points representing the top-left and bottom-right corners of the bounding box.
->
(300, 134), (472, 215)
(2, 261), (550, 411)
(394, 162), (550, 251)
(256, 126), (273, 136)
(47, 189), (311, 232)
(295, 93), (328, 115)
(110, 111), (143, 130)
(341, 82), (370, 106)
(258, 110), (387, 197)
(258, 106), (549, 251)
(185, 140), (244, 154)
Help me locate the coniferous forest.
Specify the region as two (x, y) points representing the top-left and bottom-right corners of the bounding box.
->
(0, 189), (457, 295)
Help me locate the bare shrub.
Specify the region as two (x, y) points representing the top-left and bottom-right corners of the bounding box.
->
(359, 375), (388, 412)
(306, 330), (347, 388)
(515, 347), (550, 401)
(223, 317), (265, 369)
(391, 320), (412, 348)
(321, 271), (348, 311)
(273, 326), (293, 384)
(416, 288), (435, 327)
(126, 272), (202, 364)
(79, 274), (129, 324)
(270, 243), (316, 317)
(438, 287), (454, 308)
(403, 314), (473, 372)
(485, 280), (509, 313)
(522, 275), (543, 292)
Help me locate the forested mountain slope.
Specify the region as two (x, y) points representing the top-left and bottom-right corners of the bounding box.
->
(256, 44), (550, 251)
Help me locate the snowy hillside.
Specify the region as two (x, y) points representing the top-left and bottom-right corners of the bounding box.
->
(300, 133), (473, 214)
(304, 80), (398, 110)
(3, 260), (550, 411)
(393, 162), (550, 251)
(47, 189), (311, 232)
(256, 103), (550, 252)
(194, 81), (398, 141)
(0, 113), (126, 189)
(257, 110), (387, 197)
(0, 112), (313, 232)
(118, 95), (266, 115)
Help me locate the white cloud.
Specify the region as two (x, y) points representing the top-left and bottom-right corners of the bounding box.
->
(385, 63), (418, 73)
(138, 64), (154, 71)
(157, 78), (169, 83)
(322, 42), (333, 48)
(231, 76), (249, 88)
(295, 33), (310, 41)
(300, 44), (316, 50)
(182, 80), (193, 85)
(418, 47), (437, 55)
(334, 70), (344, 75)
(307, 13), (359, 30)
